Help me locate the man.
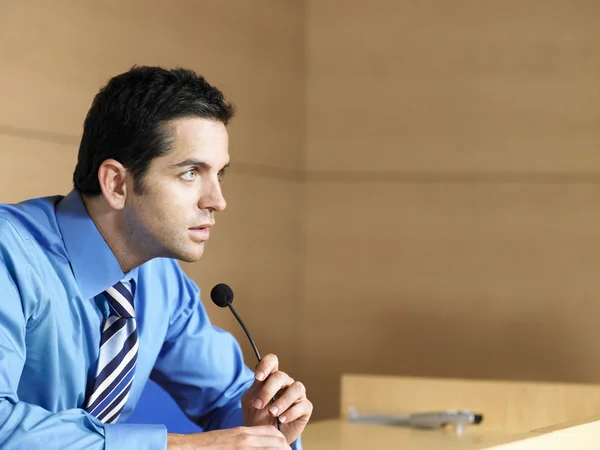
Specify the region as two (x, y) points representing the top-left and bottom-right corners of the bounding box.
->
(0, 66), (311, 449)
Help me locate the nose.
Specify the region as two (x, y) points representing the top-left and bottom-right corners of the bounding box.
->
(199, 176), (227, 212)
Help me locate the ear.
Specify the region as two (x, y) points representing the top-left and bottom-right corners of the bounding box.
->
(97, 159), (129, 210)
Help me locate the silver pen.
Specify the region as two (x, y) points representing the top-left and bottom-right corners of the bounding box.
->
(348, 407), (483, 434)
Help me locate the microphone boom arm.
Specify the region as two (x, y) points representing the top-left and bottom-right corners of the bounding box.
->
(210, 283), (282, 432)
(228, 303), (262, 361)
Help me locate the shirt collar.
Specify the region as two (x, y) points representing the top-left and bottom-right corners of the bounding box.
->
(55, 189), (138, 300)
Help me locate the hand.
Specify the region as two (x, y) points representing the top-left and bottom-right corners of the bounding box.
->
(241, 354), (313, 445)
(167, 426), (290, 449)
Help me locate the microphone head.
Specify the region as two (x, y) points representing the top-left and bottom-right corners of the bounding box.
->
(210, 283), (234, 308)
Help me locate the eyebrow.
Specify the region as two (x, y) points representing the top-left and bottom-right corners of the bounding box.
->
(170, 159), (230, 172)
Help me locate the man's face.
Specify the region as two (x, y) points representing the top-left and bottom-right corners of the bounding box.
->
(123, 117), (229, 262)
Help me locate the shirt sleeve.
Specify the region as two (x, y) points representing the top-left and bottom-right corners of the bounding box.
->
(149, 260), (255, 431)
(149, 261), (303, 449)
(0, 219), (167, 450)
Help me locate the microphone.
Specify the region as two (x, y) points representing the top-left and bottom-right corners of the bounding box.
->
(210, 283), (282, 432)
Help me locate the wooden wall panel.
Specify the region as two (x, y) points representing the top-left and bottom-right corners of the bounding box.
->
(0, 135), (76, 203)
(302, 181), (600, 418)
(303, 0), (600, 420)
(0, 0), (305, 170)
(306, 0), (600, 173)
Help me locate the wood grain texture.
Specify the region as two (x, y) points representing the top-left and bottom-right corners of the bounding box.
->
(301, 180), (600, 418)
(306, 0), (600, 173)
(490, 422), (600, 450)
(0, 135), (76, 203)
(300, 374), (600, 449)
(302, 0), (600, 420)
(302, 417), (600, 450)
(301, 419), (526, 450)
(341, 374), (600, 432)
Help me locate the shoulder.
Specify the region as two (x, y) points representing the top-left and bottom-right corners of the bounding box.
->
(0, 195), (64, 253)
(0, 197), (60, 320)
(0, 213), (25, 246)
(0, 195), (66, 291)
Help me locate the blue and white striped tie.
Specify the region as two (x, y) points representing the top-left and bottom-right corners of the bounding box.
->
(85, 279), (138, 424)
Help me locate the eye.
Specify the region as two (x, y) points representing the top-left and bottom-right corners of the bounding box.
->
(218, 166), (228, 182)
(181, 169), (198, 181)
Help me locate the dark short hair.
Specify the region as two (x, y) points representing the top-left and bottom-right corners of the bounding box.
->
(73, 65), (235, 195)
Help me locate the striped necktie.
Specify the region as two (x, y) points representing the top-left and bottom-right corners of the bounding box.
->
(84, 279), (138, 424)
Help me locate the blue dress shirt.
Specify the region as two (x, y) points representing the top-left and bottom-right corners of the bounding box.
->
(0, 190), (301, 450)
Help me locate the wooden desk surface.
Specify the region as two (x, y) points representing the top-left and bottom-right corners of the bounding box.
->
(302, 419), (530, 450)
(307, 375), (600, 449)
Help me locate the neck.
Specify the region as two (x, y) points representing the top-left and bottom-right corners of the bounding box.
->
(82, 194), (149, 273)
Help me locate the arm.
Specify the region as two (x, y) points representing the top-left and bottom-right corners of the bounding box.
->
(149, 261), (303, 449)
(148, 261), (254, 431)
(0, 221), (167, 450)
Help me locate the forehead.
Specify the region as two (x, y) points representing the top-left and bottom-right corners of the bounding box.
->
(158, 117), (229, 167)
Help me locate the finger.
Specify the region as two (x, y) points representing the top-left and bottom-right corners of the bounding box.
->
(268, 381), (306, 417)
(254, 353), (279, 382)
(253, 371), (294, 410)
(278, 399), (313, 425)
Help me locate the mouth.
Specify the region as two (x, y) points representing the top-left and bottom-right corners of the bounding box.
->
(188, 223), (213, 241)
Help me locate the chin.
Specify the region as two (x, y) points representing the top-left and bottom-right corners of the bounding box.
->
(176, 243), (206, 262)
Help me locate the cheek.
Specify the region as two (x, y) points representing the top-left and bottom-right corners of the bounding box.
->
(149, 197), (191, 230)
(131, 198), (171, 234)
(133, 182), (196, 232)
